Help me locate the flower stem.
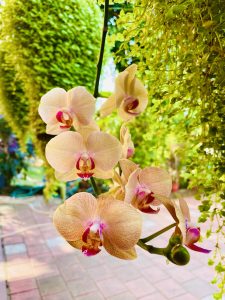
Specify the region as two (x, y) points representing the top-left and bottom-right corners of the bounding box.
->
(140, 222), (177, 243)
(94, 0), (110, 98)
(137, 240), (165, 256)
(90, 177), (100, 196)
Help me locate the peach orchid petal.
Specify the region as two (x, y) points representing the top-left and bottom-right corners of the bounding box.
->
(87, 131), (122, 171)
(73, 119), (100, 142)
(38, 88), (67, 124)
(68, 87), (95, 125)
(119, 159), (138, 182)
(45, 131), (86, 173)
(139, 167), (172, 197)
(120, 125), (135, 159)
(53, 192), (97, 241)
(103, 237), (137, 260)
(100, 95), (116, 117)
(46, 121), (69, 135)
(179, 198), (191, 222)
(154, 194), (178, 222)
(67, 240), (84, 250)
(55, 169), (79, 182)
(124, 168), (141, 204)
(98, 198), (142, 250)
(94, 168), (114, 179)
(115, 64), (137, 107)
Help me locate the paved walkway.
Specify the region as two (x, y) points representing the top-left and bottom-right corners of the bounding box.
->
(0, 192), (221, 300)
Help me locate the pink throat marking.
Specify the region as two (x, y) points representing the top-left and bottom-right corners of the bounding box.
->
(81, 221), (105, 256)
(134, 186), (159, 214)
(56, 110), (73, 129)
(123, 96), (139, 115)
(76, 154), (95, 180)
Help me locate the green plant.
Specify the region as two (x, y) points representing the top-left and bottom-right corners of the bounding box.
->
(114, 0), (225, 297)
(1, 0), (102, 198)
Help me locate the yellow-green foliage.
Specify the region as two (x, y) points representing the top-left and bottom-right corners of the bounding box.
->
(0, 51), (29, 147)
(1, 0), (102, 198)
(115, 0), (225, 297)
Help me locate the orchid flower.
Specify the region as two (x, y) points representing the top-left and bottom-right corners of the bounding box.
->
(53, 192), (142, 259)
(125, 166), (172, 214)
(45, 131), (122, 181)
(173, 198), (211, 253)
(38, 87), (95, 135)
(120, 125), (135, 159)
(104, 159), (138, 201)
(100, 64), (148, 121)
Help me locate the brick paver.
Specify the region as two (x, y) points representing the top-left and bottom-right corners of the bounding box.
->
(0, 194), (221, 299)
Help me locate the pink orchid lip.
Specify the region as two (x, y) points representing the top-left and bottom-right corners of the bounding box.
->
(140, 206), (160, 214)
(123, 96), (140, 115)
(76, 155), (95, 180)
(134, 188), (160, 214)
(186, 227), (200, 243)
(186, 243), (211, 254)
(127, 147), (134, 158)
(56, 110), (73, 129)
(81, 221), (104, 257)
(82, 246), (101, 256)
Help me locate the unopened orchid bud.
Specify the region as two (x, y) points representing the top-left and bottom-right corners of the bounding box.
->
(169, 234), (182, 247)
(168, 244), (190, 266)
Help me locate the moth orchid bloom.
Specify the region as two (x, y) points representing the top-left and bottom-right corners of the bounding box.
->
(173, 198), (211, 253)
(100, 64), (148, 121)
(38, 87), (95, 135)
(53, 192), (142, 259)
(120, 125), (135, 159)
(104, 159), (138, 201)
(45, 131), (122, 181)
(125, 167), (172, 214)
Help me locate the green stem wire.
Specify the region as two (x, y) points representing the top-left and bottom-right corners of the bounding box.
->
(93, 0), (110, 98)
(140, 222), (177, 243)
(90, 177), (100, 196)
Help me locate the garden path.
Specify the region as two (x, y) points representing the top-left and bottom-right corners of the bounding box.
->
(0, 192), (220, 300)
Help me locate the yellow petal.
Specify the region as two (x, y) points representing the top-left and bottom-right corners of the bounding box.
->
(139, 167), (172, 197)
(38, 88), (67, 124)
(103, 237), (137, 260)
(98, 198), (142, 250)
(53, 192), (97, 241)
(45, 131), (86, 173)
(87, 132), (122, 171)
(100, 95), (116, 117)
(68, 86), (95, 125)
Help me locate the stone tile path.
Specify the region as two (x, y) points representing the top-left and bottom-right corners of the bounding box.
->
(0, 193), (221, 300)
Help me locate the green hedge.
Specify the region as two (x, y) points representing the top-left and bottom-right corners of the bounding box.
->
(1, 0), (102, 197)
(0, 51), (29, 147)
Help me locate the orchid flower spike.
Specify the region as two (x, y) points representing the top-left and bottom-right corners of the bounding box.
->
(173, 198), (211, 253)
(38, 87), (95, 135)
(120, 124), (135, 159)
(45, 131), (122, 181)
(53, 192), (142, 259)
(100, 64), (148, 121)
(125, 166), (172, 214)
